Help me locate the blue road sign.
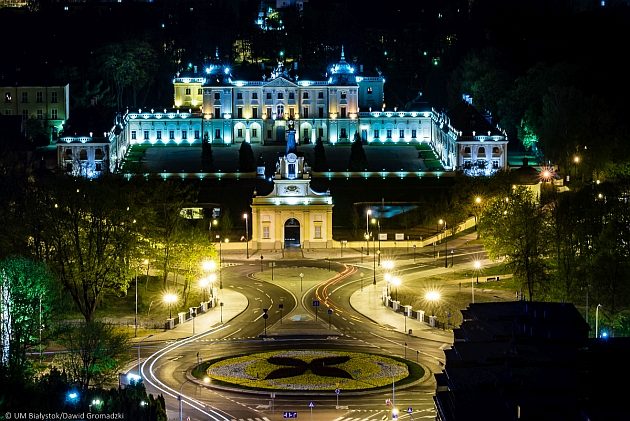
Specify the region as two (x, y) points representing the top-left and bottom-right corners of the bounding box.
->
(308, 401), (315, 408)
(312, 300), (320, 307)
(335, 388), (340, 395)
(327, 308), (333, 314)
(408, 407), (413, 413)
(283, 411), (298, 418)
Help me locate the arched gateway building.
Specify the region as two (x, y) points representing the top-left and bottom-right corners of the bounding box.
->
(250, 125), (333, 249)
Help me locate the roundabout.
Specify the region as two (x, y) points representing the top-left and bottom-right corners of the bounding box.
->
(196, 349), (425, 393)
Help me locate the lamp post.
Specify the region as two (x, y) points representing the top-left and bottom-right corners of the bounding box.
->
(143, 259), (150, 291)
(243, 213), (249, 259)
(438, 219), (448, 268)
(199, 277), (209, 303)
(299, 272), (304, 292)
(595, 303), (602, 338)
(472, 260), (481, 303)
(163, 292), (177, 320)
(425, 290), (441, 317)
(373, 249), (377, 285)
(474, 196), (482, 239)
(371, 217), (381, 255)
(382, 260), (394, 295)
(391, 276), (401, 302)
(366, 209), (372, 255)
(220, 301), (224, 323)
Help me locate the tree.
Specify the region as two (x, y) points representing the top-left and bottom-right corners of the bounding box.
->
(170, 224), (214, 307)
(348, 133), (367, 171)
(56, 321), (129, 392)
(35, 177), (138, 322)
(238, 141), (256, 172)
(0, 257), (54, 375)
(312, 137), (327, 172)
(479, 187), (551, 300)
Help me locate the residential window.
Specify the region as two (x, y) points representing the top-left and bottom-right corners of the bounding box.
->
(214, 107), (221, 118)
(51, 109), (58, 119)
(266, 92), (272, 100)
(411, 129), (416, 138)
(278, 92), (284, 100)
(143, 131), (149, 140)
(51, 92), (58, 103)
(185, 88), (191, 95)
(288, 92), (294, 100)
(21, 92), (28, 103)
(156, 130), (162, 140)
(399, 129), (404, 139)
(37, 109), (43, 119)
(237, 107), (243, 118)
(318, 107), (324, 118)
(236, 92), (243, 100)
(340, 128), (347, 138)
(367, 87), (373, 94)
(314, 225), (322, 239)
(303, 92), (309, 99)
(340, 107), (346, 118)
(36, 91), (43, 103)
(215, 129), (221, 139)
(131, 131), (137, 140)
(182, 130), (187, 140)
(262, 225), (270, 239)
(318, 91), (324, 99)
(252, 128), (258, 138)
(194, 130), (200, 139)
(214, 92), (220, 100)
(252, 92), (258, 99)
(340, 91), (347, 99)
(237, 128), (243, 137)
(387, 129), (392, 138)
(374, 129), (380, 138)
(252, 107), (258, 119)
(169, 130), (175, 140)
(302, 107), (309, 118)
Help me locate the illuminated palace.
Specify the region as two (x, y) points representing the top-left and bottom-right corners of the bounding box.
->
(60, 48), (509, 177)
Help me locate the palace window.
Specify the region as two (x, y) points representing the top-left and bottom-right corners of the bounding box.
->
(478, 147), (486, 156)
(237, 128), (243, 137)
(214, 107), (221, 118)
(131, 131), (137, 140)
(374, 129), (380, 139)
(492, 146), (501, 155)
(278, 92), (284, 100)
(215, 129), (221, 139)
(386, 129), (392, 138)
(493, 160), (500, 169)
(169, 130), (175, 140)
(252, 107), (258, 118)
(95, 148), (104, 160)
(464, 146), (471, 154)
(340, 128), (347, 138)
(182, 130), (187, 140)
(185, 88), (191, 95)
(252, 128), (258, 138)
(399, 129), (404, 139)
(318, 91), (324, 99)
(95, 163), (102, 172)
(340, 91), (347, 99)
(289, 92), (295, 100)
(303, 92), (309, 99)
(22, 109), (28, 118)
(143, 131), (149, 140)
(37, 109), (43, 119)
(156, 130), (162, 140)
(51, 92), (58, 103)
(289, 107), (294, 118)
(21, 92), (28, 103)
(318, 128), (324, 138)
(340, 107), (346, 118)
(252, 92), (258, 99)
(237, 107), (243, 118)
(318, 107), (324, 118)
(51, 109), (58, 119)
(267, 129), (272, 139)
(36, 91), (43, 103)
(277, 104), (284, 117)
(79, 149), (87, 160)
(411, 129), (416, 138)
(198, 88), (203, 95)
(266, 93), (272, 100)
(302, 107), (308, 118)
(262, 225), (270, 239)
(214, 92), (220, 100)
(194, 130), (200, 139)
(236, 92), (243, 100)
(314, 225), (322, 239)
(303, 128), (309, 140)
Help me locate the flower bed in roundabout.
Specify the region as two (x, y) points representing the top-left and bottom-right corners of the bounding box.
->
(195, 349), (425, 392)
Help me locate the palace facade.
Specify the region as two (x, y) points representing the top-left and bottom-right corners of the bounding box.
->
(59, 48), (509, 178)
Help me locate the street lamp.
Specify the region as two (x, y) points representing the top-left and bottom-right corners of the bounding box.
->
(382, 260), (394, 295)
(474, 196), (482, 239)
(472, 260), (482, 303)
(163, 292), (177, 319)
(143, 259), (150, 291)
(366, 209), (372, 255)
(595, 303), (602, 338)
(425, 290), (441, 316)
(371, 217), (381, 255)
(438, 219), (448, 268)
(299, 272), (304, 292)
(391, 276), (401, 302)
(201, 259), (217, 302)
(199, 277), (209, 302)
(243, 213), (249, 259)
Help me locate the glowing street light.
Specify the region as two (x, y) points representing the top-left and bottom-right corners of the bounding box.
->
(163, 292), (178, 319)
(391, 276), (401, 302)
(366, 209), (372, 255)
(425, 290), (441, 316)
(438, 219), (447, 267)
(472, 260), (482, 303)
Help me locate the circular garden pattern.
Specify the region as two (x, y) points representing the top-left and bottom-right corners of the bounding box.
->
(204, 350), (421, 391)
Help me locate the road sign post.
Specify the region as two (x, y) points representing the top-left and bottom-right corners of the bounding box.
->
(335, 388), (340, 408)
(309, 401), (314, 420)
(327, 308), (333, 329)
(313, 299), (319, 321)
